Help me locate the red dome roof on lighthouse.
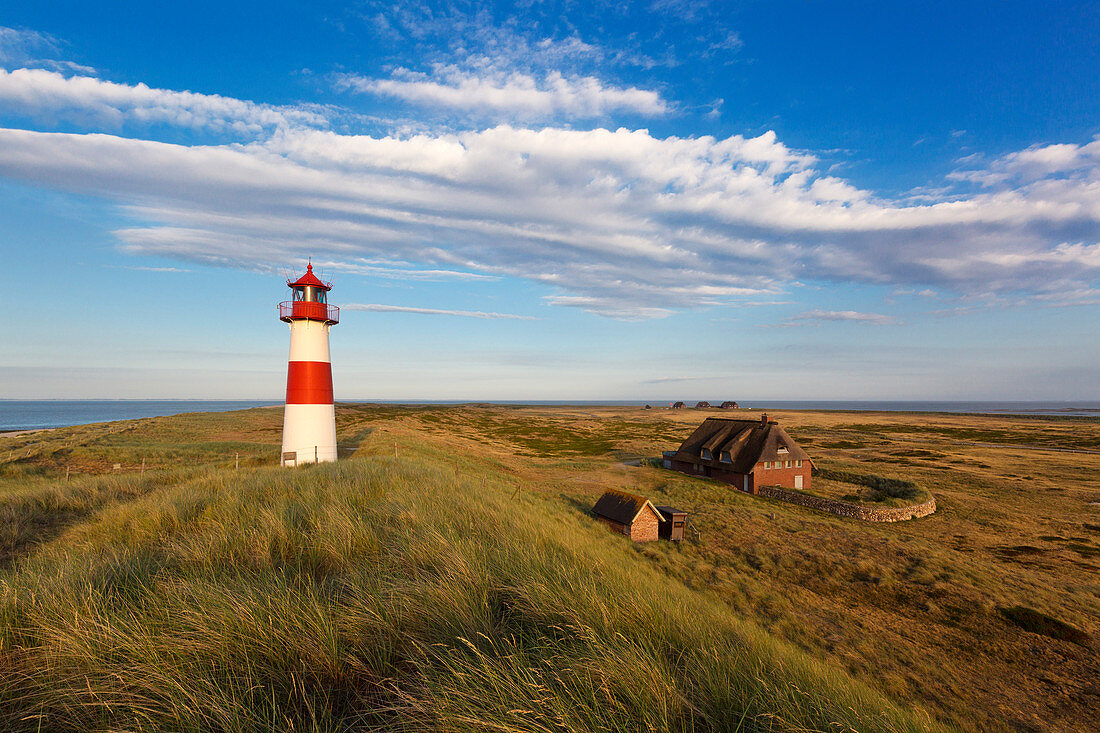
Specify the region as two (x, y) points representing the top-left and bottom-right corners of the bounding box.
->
(288, 260), (331, 291)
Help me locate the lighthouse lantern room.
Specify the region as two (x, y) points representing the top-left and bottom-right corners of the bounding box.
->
(279, 262), (339, 467)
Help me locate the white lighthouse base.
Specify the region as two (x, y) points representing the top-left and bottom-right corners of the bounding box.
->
(281, 403), (337, 466)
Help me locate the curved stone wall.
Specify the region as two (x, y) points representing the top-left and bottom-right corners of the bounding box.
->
(756, 486), (937, 522)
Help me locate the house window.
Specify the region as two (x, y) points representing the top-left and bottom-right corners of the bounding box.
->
(795, 459), (802, 467)
(762, 461), (769, 469)
(701, 449), (712, 460)
(720, 451), (731, 463)
(785, 460), (792, 468)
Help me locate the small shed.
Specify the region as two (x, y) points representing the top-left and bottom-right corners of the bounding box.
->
(592, 489), (662, 542)
(695, 401), (711, 409)
(655, 506), (688, 541)
(720, 401), (739, 409)
(671, 401), (686, 409)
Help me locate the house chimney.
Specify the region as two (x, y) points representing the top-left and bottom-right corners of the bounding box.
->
(760, 412), (768, 424)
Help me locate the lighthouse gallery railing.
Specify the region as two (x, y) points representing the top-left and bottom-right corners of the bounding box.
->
(279, 301), (340, 324)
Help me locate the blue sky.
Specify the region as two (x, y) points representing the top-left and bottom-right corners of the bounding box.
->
(0, 1), (1098, 400)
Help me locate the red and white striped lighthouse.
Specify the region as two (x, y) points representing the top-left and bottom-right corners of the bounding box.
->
(279, 262), (339, 466)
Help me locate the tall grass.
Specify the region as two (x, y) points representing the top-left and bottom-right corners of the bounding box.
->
(0, 452), (944, 732)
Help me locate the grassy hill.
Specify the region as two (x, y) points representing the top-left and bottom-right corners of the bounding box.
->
(1, 404), (1097, 731)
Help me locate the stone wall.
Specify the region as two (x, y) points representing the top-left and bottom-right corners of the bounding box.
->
(756, 486), (937, 522)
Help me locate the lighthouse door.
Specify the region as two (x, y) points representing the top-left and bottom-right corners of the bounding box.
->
(282, 451), (297, 467)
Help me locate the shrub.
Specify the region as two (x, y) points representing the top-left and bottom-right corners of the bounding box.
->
(999, 606), (1091, 646)
(816, 468), (924, 503)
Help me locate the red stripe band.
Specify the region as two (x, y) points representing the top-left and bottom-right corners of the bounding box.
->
(286, 361), (334, 404)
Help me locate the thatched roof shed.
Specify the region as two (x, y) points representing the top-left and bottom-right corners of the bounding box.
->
(592, 489), (662, 542)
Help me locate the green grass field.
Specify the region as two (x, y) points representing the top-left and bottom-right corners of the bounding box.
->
(0, 404), (1096, 732)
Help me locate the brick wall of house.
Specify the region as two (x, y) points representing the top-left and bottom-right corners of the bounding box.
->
(751, 462), (811, 492)
(595, 516), (629, 536)
(630, 506), (660, 542)
(707, 466), (751, 492)
(670, 458), (811, 494)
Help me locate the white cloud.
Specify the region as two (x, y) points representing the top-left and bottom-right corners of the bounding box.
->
(114, 265), (192, 273)
(318, 259), (496, 281)
(339, 66), (667, 119)
(342, 303), (536, 320)
(950, 138), (1100, 186)
(0, 112), (1097, 319)
(0, 68), (326, 133)
(784, 310), (898, 326)
(0, 26), (94, 74)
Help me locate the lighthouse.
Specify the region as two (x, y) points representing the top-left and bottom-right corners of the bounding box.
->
(279, 262), (339, 466)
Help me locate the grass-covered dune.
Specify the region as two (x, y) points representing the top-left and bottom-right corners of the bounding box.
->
(0, 440), (938, 732)
(2, 403), (1098, 732)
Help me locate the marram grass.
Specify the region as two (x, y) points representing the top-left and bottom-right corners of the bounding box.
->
(0, 452), (945, 732)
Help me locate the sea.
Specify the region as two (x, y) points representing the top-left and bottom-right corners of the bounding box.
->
(2, 399), (1099, 432)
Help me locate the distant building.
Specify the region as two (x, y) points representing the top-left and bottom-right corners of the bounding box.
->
(720, 401), (739, 409)
(671, 401), (686, 409)
(695, 401), (711, 408)
(663, 414), (814, 494)
(592, 489), (663, 542)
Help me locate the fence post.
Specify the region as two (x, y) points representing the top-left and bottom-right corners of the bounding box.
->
(394, 442), (398, 458)
(65, 465), (70, 481)
(235, 452), (239, 470)
(315, 445), (318, 463)
(141, 457), (145, 476)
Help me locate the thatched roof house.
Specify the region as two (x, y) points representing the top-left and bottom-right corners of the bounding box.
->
(663, 414), (814, 494)
(592, 489), (662, 542)
(720, 401), (739, 409)
(695, 401), (711, 408)
(671, 401), (686, 409)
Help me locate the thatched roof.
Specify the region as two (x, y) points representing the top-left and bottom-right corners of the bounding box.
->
(672, 416), (813, 474)
(671, 401), (686, 408)
(720, 401), (739, 409)
(695, 401), (711, 408)
(592, 489), (660, 525)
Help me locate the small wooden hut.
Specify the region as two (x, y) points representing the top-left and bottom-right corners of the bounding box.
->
(655, 506), (688, 541)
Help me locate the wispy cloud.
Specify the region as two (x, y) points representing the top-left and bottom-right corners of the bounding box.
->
(0, 26), (94, 74)
(0, 68), (326, 133)
(111, 265), (192, 273)
(0, 61), (1099, 320)
(339, 66), (667, 119)
(779, 310), (898, 327)
(342, 303), (537, 320)
(317, 259), (496, 281)
(640, 375), (719, 384)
